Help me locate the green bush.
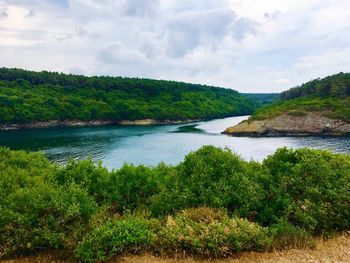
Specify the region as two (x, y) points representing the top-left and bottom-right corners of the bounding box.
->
(75, 216), (156, 262)
(0, 146), (349, 260)
(259, 148), (350, 234)
(156, 208), (271, 257)
(54, 159), (111, 204)
(108, 164), (160, 213)
(151, 146), (264, 218)
(270, 220), (313, 249)
(0, 148), (97, 256)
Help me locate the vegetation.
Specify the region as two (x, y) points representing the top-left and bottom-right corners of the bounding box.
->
(250, 96), (350, 122)
(280, 72), (350, 100)
(1, 146), (349, 262)
(248, 72), (350, 122)
(0, 68), (256, 124)
(242, 93), (280, 106)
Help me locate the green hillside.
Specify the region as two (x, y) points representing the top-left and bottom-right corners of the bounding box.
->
(250, 73), (350, 122)
(0, 68), (255, 124)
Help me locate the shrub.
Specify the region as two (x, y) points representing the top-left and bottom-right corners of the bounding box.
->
(151, 146), (265, 218)
(0, 148), (97, 256)
(180, 207), (228, 224)
(108, 164), (160, 213)
(259, 148), (350, 234)
(75, 216), (156, 262)
(156, 208), (271, 257)
(270, 220), (313, 249)
(1, 146), (350, 260)
(54, 159), (111, 204)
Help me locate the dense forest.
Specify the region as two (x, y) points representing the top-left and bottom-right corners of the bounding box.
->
(0, 146), (349, 262)
(0, 68), (256, 124)
(280, 72), (350, 100)
(249, 73), (350, 122)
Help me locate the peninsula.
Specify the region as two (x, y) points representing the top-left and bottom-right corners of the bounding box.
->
(224, 72), (350, 136)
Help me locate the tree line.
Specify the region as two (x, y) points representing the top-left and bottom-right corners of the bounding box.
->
(0, 68), (256, 124)
(280, 72), (350, 100)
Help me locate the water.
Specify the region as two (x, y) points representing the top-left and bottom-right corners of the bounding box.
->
(0, 116), (349, 169)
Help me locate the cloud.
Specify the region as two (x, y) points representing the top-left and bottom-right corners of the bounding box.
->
(0, 6), (8, 18)
(230, 17), (258, 41)
(98, 42), (146, 65)
(164, 8), (238, 57)
(0, 0), (349, 92)
(122, 0), (159, 17)
(25, 9), (34, 17)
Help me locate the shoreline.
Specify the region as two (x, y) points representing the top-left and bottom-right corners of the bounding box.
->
(223, 111), (350, 137)
(0, 119), (201, 131)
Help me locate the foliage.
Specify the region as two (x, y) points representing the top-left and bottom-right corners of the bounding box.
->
(258, 148), (350, 234)
(0, 68), (256, 124)
(0, 148), (97, 257)
(156, 208), (271, 257)
(75, 216), (155, 262)
(280, 72), (350, 100)
(248, 72), (350, 122)
(269, 220), (313, 249)
(242, 93), (280, 106)
(150, 146), (264, 218)
(0, 146), (349, 261)
(249, 96), (350, 122)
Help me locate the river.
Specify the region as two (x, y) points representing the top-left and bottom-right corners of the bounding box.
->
(0, 116), (349, 169)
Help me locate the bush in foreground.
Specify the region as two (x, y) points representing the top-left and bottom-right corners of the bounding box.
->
(0, 146), (349, 261)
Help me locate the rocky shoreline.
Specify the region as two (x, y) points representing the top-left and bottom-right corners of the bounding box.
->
(0, 119), (200, 131)
(223, 111), (350, 136)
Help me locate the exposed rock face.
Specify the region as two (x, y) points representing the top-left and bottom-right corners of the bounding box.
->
(223, 112), (350, 136)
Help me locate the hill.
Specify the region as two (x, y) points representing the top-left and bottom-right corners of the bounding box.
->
(224, 73), (350, 136)
(241, 93), (280, 106)
(0, 68), (255, 129)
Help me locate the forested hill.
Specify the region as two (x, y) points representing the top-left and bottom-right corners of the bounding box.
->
(249, 72), (350, 122)
(280, 72), (350, 100)
(0, 68), (256, 124)
(224, 72), (350, 136)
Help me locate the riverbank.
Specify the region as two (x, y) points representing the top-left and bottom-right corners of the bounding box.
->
(0, 119), (200, 131)
(223, 111), (350, 136)
(1, 233), (349, 263)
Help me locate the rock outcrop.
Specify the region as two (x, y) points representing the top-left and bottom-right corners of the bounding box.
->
(223, 112), (350, 136)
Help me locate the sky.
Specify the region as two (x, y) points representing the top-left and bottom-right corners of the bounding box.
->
(0, 0), (350, 93)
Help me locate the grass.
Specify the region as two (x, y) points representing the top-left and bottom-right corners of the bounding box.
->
(1, 233), (349, 263)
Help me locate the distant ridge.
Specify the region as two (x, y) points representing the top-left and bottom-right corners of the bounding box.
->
(0, 67), (256, 128)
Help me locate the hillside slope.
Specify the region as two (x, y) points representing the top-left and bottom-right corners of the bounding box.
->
(0, 68), (255, 129)
(224, 73), (350, 136)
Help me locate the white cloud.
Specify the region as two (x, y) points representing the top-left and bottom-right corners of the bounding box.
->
(0, 0), (349, 92)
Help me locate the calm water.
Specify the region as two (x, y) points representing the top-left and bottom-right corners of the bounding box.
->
(0, 116), (349, 169)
